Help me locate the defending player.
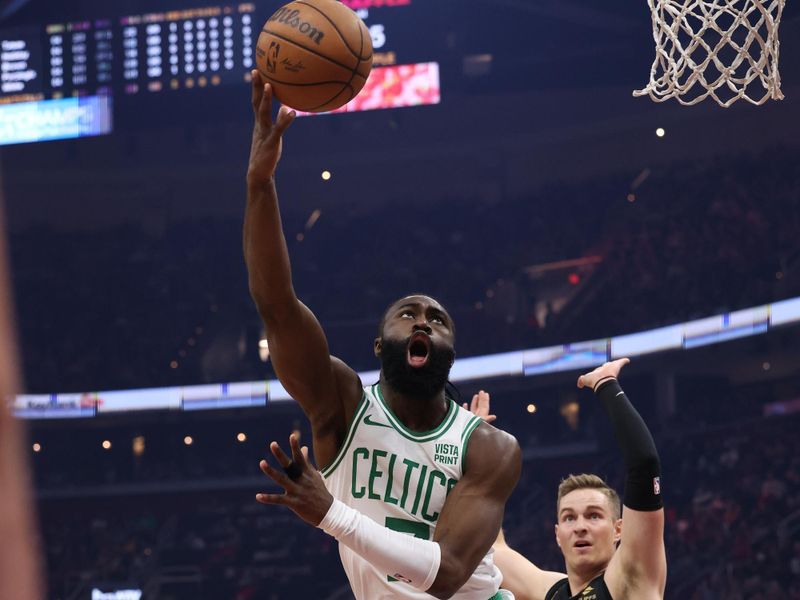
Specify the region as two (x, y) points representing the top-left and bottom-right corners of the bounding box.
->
(492, 358), (667, 600)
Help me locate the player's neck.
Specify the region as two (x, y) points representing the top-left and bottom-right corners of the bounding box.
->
(566, 565), (605, 597)
(378, 376), (449, 433)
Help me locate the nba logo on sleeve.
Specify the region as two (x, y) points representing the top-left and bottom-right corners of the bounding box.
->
(653, 477), (661, 495)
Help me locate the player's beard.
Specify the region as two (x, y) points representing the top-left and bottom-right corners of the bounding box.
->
(379, 336), (455, 400)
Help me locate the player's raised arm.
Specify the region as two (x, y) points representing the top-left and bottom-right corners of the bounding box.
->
(577, 359), (667, 598)
(491, 530), (565, 600)
(244, 72), (361, 464)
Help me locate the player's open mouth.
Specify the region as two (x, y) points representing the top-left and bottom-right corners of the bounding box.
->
(574, 541), (592, 551)
(407, 332), (431, 368)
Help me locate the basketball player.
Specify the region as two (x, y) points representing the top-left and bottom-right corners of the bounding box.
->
(246, 72), (521, 600)
(491, 358), (667, 600)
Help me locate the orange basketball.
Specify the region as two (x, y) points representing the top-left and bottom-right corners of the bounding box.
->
(256, 0), (373, 113)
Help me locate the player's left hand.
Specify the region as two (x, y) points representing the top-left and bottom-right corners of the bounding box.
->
(463, 390), (496, 423)
(256, 433), (333, 527)
(577, 358), (631, 391)
(248, 70), (296, 183)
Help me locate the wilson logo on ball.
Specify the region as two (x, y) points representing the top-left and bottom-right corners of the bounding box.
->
(268, 8), (325, 45)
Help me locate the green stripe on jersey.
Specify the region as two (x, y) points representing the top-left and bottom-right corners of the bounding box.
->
(374, 383), (459, 442)
(461, 415), (482, 442)
(460, 415), (483, 472)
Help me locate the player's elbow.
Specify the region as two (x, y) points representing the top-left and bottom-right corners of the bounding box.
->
(425, 549), (473, 599)
(249, 285), (296, 324)
(247, 276), (271, 311)
(629, 453), (661, 475)
(426, 577), (461, 599)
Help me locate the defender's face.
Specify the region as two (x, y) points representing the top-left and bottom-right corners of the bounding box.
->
(555, 489), (621, 574)
(376, 295), (455, 368)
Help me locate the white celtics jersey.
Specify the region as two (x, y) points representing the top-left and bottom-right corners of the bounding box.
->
(322, 383), (502, 600)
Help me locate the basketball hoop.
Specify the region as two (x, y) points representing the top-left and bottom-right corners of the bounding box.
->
(634, 0), (786, 107)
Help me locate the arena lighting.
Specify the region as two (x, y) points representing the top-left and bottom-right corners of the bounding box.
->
(560, 400), (580, 430)
(321, 170), (331, 181)
(259, 338), (270, 362)
(102, 440), (112, 450)
(11, 296), (800, 416)
(523, 255), (602, 277)
(91, 589), (142, 600)
(237, 432), (247, 442)
(305, 209), (322, 231)
(32, 443), (41, 452)
(656, 127), (666, 137)
(526, 404), (537, 414)
(183, 436), (193, 446)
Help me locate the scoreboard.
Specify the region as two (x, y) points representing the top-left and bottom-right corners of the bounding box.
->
(1, 4), (281, 103)
(119, 6), (256, 95)
(0, 0), (444, 145)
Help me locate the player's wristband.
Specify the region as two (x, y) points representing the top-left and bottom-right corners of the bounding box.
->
(592, 375), (617, 392)
(595, 379), (663, 512)
(320, 498), (441, 590)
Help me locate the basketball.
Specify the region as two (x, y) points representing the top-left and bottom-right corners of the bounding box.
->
(255, 0), (373, 113)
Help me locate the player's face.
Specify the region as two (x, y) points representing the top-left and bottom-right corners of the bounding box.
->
(376, 296), (456, 399)
(555, 489), (622, 575)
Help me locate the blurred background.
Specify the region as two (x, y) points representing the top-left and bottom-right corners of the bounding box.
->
(2, 0), (800, 598)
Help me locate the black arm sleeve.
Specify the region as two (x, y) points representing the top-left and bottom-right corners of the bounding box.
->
(596, 379), (663, 511)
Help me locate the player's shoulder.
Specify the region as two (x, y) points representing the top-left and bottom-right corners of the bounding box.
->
(470, 419), (520, 454)
(463, 420), (521, 482)
(593, 573), (615, 599)
(543, 577), (569, 600)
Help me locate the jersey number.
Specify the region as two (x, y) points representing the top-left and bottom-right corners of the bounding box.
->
(385, 517), (431, 583)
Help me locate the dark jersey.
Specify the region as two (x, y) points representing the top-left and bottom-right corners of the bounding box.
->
(544, 573), (613, 600)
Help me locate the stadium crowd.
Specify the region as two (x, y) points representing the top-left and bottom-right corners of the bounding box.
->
(10, 147), (799, 394)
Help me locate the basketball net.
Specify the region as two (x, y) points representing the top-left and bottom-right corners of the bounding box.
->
(634, 0), (786, 107)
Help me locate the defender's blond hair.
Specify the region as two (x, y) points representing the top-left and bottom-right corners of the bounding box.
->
(557, 474), (621, 519)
